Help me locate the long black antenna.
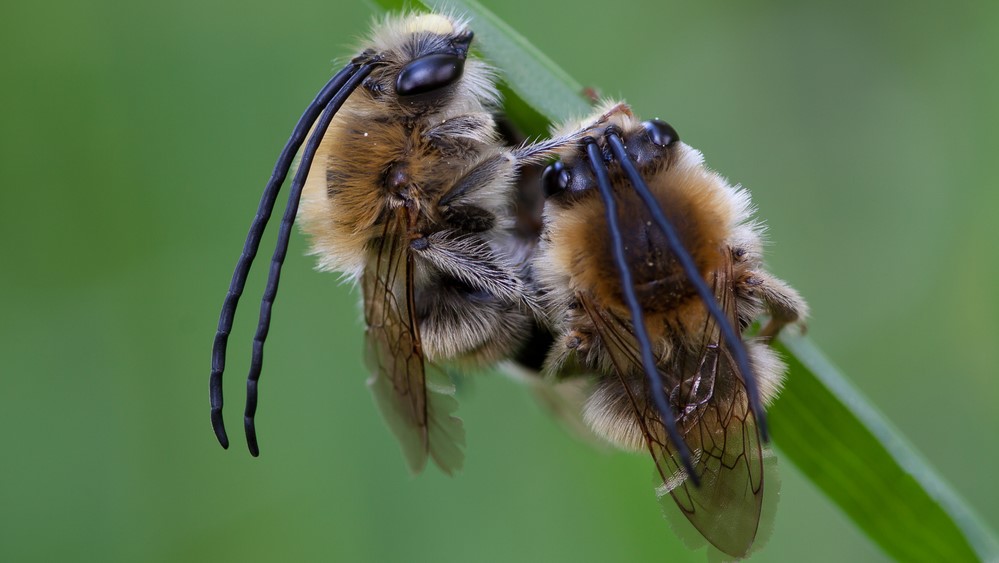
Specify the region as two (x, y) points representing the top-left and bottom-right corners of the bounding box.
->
(604, 132), (769, 442)
(243, 63), (377, 457)
(583, 138), (700, 486)
(209, 60), (367, 450)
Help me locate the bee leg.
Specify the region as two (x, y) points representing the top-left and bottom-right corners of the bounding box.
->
(410, 232), (538, 313)
(424, 113), (498, 156)
(438, 153), (517, 208)
(440, 204), (497, 234)
(437, 127), (595, 210)
(754, 273), (809, 342)
(511, 126), (598, 165)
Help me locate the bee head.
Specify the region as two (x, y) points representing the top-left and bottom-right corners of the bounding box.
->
(624, 119), (679, 168)
(542, 119), (681, 205)
(394, 28), (472, 97)
(362, 14), (491, 113)
(541, 158), (594, 202)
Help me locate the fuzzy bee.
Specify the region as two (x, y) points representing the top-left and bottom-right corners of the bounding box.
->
(534, 102), (807, 557)
(208, 12), (578, 473)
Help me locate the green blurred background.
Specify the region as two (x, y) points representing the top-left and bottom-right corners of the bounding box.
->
(2, 0), (996, 561)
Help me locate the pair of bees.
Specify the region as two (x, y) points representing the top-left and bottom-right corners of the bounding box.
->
(208, 12), (806, 558)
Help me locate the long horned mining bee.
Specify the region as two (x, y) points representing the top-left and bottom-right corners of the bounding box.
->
(534, 102), (807, 557)
(208, 12), (580, 473)
(207, 8), (808, 556)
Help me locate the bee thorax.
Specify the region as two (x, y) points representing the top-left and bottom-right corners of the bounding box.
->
(594, 185), (729, 316)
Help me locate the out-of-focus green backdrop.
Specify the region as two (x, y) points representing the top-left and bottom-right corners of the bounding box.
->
(2, 1), (996, 561)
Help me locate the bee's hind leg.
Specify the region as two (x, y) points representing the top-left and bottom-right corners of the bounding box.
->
(752, 272), (809, 342)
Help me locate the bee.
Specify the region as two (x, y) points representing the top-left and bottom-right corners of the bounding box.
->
(534, 101), (808, 557)
(208, 12), (579, 473)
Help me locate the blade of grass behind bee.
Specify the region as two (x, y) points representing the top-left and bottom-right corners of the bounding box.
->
(771, 334), (999, 562)
(370, 0), (999, 560)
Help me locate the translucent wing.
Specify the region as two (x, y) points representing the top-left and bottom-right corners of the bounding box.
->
(581, 257), (764, 558)
(660, 337), (764, 558)
(362, 210), (465, 475)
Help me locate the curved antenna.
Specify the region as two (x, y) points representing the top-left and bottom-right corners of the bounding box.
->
(243, 63), (377, 456)
(209, 61), (365, 450)
(604, 132), (769, 443)
(583, 138), (700, 486)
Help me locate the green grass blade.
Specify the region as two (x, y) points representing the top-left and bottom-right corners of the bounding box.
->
(773, 335), (999, 562)
(372, 1), (999, 560)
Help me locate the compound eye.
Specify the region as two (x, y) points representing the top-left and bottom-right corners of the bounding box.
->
(396, 54), (466, 96)
(642, 119), (680, 147)
(542, 160), (571, 198)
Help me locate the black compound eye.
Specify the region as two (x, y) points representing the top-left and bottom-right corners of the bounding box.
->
(642, 119), (680, 147)
(396, 54), (466, 97)
(542, 160), (571, 198)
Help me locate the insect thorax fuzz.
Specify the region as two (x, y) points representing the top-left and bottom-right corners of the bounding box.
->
(298, 15), (502, 280)
(544, 142), (742, 338)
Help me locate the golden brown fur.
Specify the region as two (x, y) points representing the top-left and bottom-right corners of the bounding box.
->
(537, 102), (807, 417)
(299, 14), (501, 281)
(298, 13), (526, 365)
(293, 13), (586, 474)
(534, 101), (808, 556)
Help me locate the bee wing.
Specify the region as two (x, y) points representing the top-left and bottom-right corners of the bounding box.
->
(582, 262), (764, 558)
(362, 212), (465, 475)
(659, 338), (764, 557)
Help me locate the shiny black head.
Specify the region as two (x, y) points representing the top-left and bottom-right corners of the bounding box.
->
(541, 156), (600, 201)
(395, 31), (473, 97)
(620, 120), (680, 168)
(543, 120), (681, 201)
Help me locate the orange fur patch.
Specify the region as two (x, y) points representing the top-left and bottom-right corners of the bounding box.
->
(549, 153), (734, 330)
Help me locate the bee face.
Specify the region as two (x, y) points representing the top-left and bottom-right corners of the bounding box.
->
(534, 102), (808, 557)
(352, 14), (498, 117)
